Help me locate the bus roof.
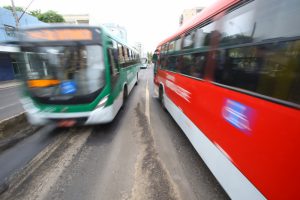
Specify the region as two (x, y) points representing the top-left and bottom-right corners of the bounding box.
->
(157, 0), (239, 47)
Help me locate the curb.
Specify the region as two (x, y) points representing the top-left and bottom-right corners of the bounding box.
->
(0, 112), (32, 152)
(0, 112), (26, 134)
(0, 128), (33, 152)
(0, 112), (25, 124)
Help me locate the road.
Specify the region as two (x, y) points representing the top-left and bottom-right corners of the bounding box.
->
(0, 87), (23, 121)
(1, 67), (229, 200)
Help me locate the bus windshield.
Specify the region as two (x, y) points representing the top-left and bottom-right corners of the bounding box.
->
(22, 45), (106, 104)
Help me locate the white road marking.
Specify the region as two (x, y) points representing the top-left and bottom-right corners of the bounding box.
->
(145, 80), (150, 124)
(0, 102), (20, 110)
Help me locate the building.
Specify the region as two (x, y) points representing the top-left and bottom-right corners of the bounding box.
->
(62, 14), (89, 25)
(103, 23), (127, 42)
(0, 7), (45, 81)
(0, 8), (45, 42)
(179, 7), (204, 26)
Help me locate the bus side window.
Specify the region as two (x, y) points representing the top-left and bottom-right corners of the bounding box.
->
(183, 31), (195, 49)
(118, 43), (125, 67)
(134, 53), (138, 64)
(214, 0), (300, 105)
(190, 53), (207, 79)
(160, 55), (167, 70)
(174, 37), (182, 51)
(168, 41), (175, 53)
(175, 55), (184, 73)
(182, 55), (193, 75)
(123, 46), (129, 66)
(128, 49), (132, 62)
(108, 48), (118, 74)
(166, 56), (176, 72)
(194, 21), (216, 48)
(108, 48), (119, 87)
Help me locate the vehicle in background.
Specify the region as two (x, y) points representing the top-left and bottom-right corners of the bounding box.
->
(140, 57), (148, 69)
(153, 0), (300, 199)
(17, 25), (141, 127)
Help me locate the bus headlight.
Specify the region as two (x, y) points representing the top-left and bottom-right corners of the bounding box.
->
(96, 95), (109, 109)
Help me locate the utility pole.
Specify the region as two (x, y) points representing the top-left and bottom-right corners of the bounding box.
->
(19, 0), (35, 23)
(10, 0), (35, 30)
(10, 0), (19, 29)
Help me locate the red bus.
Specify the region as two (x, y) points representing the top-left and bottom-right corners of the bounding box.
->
(153, 0), (300, 199)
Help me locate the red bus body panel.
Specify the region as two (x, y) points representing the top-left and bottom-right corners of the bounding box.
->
(156, 70), (300, 199)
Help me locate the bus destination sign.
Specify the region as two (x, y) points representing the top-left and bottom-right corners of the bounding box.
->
(25, 29), (93, 41)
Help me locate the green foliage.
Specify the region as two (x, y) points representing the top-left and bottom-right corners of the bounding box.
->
(37, 10), (65, 23)
(3, 5), (24, 12)
(29, 9), (42, 18)
(2, 6), (64, 23)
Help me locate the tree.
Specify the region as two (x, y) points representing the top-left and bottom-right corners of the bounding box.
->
(3, 5), (24, 12)
(3, 6), (65, 23)
(29, 9), (42, 18)
(37, 10), (65, 23)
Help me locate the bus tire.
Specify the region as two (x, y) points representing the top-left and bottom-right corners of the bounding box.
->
(159, 85), (166, 110)
(122, 85), (128, 108)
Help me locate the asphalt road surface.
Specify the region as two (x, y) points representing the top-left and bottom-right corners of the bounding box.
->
(1, 67), (229, 200)
(0, 86), (23, 121)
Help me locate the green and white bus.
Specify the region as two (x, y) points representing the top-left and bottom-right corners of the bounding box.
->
(17, 25), (140, 126)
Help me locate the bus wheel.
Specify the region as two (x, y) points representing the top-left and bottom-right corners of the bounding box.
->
(122, 86), (128, 108)
(159, 86), (166, 110)
(135, 73), (138, 86)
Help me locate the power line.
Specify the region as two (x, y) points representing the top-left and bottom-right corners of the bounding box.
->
(10, 0), (35, 28)
(18, 0), (35, 22)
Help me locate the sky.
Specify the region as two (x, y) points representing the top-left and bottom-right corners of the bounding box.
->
(0, 0), (218, 53)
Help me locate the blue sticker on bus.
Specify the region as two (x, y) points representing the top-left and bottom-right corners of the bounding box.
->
(222, 99), (254, 134)
(60, 81), (77, 95)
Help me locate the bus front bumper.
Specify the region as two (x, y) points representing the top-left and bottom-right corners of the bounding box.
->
(24, 104), (115, 126)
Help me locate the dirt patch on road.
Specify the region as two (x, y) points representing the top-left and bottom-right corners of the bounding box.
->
(130, 102), (180, 200)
